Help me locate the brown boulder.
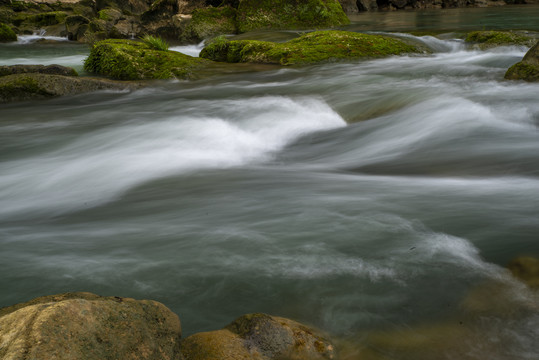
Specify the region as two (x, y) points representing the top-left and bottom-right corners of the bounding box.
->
(0, 292), (182, 360)
(181, 313), (335, 360)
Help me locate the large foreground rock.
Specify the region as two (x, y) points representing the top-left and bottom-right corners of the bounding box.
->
(0, 73), (142, 102)
(181, 313), (336, 360)
(0, 292), (182, 360)
(505, 41), (539, 82)
(1, 293), (337, 360)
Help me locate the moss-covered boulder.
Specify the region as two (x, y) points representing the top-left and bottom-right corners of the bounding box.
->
(182, 6), (237, 42)
(0, 292), (182, 359)
(84, 38), (211, 80)
(465, 30), (537, 49)
(236, 0), (350, 33)
(0, 73), (141, 103)
(505, 41), (539, 82)
(181, 313), (335, 360)
(200, 30), (418, 65)
(0, 22), (16, 42)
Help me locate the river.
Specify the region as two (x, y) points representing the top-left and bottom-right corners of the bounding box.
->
(1, 5), (539, 359)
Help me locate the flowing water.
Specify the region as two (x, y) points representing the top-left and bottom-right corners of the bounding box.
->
(1, 6), (539, 359)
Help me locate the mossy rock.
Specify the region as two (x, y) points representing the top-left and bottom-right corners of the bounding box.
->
(505, 62), (539, 82)
(0, 73), (143, 102)
(236, 0), (350, 33)
(465, 30), (536, 49)
(141, 0), (178, 21)
(97, 7), (123, 22)
(200, 30), (418, 65)
(26, 11), (68, 27)
(0, 64), (78, 77)
(84, 39), (211, 80)
(182, 6), (237, 42)
(0, 22), (16, 42)
(505, 41), (539, 82)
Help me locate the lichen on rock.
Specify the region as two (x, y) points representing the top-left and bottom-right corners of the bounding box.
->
(84, 38), (211, 80)
(200, 30), (419, 65)
(0, 292), (182, 360)
(236, 0), (350, 33)
(181, 313), (336, 360)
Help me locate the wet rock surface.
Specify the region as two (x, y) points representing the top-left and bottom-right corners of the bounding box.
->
(0, 292), (182, 360)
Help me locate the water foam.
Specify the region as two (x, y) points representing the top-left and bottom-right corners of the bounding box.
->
(170, 41), (205, 57)
(0, 96), (345, 218)
(16, 30), (69, 44)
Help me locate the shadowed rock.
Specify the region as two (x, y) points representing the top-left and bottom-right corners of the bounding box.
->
(0, 73), (143, 102)
(0, 64), (78, 77)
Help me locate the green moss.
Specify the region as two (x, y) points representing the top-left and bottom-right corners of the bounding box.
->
(26, 11), (67, 26)
(504, 62), (539, 82)
(465, 31), (536, 48)
(140, 34), (169, 51)
(98, 9), (111, 21)
(236, 0), (349, 33)
(201, 30), (418, 65)
(183, 6), (237, 42)
(0, 22), (16, 42)
(84, 39), (210, 80)
(0, 75), (53, 101)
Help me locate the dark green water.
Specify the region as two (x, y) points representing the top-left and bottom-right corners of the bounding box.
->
(1, 5), (539, 359)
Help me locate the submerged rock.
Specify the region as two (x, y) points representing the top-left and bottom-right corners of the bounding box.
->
(0, 73), (142, 103)
(181, 313), (336, 360)
(507, 256), (539, 287)
(505, 41), (539, 82)
(200, 30), (419, 65)
(235, 0), (350, 33)
(0, 292), (182, 360)
(84, 38), (211, 80)
(0, 22), (16, 42)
